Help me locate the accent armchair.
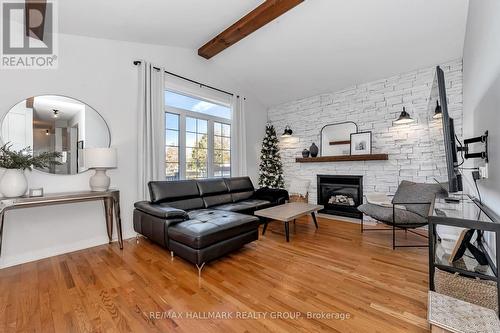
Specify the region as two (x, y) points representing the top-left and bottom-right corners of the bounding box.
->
(358, 180), (445, 249)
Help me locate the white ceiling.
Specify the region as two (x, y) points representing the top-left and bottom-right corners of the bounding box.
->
(59, 0), (264, 48)
(33, 95), (84, 122)
(59, 0), (469, 107)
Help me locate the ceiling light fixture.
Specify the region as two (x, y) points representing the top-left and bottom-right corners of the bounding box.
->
(53, 109), (59, 118)
(281, 125), (293, 137)
(433, 100), (442, 119)
(394, 107), (415, 125)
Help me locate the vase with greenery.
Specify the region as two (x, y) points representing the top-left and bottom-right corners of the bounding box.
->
(0, 143), (61, 197)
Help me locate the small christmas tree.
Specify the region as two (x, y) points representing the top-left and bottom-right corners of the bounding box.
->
(258, 124), (284, 189)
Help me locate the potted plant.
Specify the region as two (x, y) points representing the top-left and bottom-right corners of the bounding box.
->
(0, 143), (61, 197)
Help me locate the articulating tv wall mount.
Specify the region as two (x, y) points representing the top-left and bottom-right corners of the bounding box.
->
(458, 130), (489, 162)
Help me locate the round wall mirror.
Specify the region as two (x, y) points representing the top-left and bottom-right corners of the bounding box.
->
(1, 95), (111, 175)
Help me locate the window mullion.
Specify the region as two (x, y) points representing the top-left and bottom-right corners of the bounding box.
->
(179, 114), (186, 179)
(207, 120), (214, 178)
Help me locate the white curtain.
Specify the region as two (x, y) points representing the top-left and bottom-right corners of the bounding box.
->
(231, 95), (247, 176)
(137, 61), (165, 200)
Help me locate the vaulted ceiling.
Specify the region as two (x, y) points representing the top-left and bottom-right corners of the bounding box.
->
(59, 0), (469, 106)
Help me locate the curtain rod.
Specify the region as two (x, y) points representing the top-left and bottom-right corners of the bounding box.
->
(133, 60), (236, 97)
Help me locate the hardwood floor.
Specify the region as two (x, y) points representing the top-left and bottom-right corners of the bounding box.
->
(0, 217), (430, 333)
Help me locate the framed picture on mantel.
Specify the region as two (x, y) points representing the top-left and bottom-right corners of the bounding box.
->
(350, 131), (372, 155)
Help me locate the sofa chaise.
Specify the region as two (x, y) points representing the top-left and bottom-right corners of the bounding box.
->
(133, 177), (288, 275)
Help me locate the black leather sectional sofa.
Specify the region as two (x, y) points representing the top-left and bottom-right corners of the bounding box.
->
(133, 177), (288, 274)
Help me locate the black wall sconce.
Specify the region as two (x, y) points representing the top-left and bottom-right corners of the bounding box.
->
(433, 100), (442, 119)
(394, 107), (415, 125)
(281, 125), (293, 137)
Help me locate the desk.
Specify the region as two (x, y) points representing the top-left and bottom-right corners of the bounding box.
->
(0, 190), (123, 255)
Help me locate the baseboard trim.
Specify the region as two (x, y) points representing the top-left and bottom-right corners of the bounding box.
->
(0, 231), (136, 269)
(317, 213), (376, 225)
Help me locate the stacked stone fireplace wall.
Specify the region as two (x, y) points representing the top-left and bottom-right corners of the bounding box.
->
(267, 59), (463, 204)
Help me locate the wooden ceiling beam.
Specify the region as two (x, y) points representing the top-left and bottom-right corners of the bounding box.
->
(198, 0), (303, 59)
(25, 0), (47, 41)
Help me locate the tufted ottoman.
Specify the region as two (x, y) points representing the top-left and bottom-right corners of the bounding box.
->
(167, 209), (260, 274)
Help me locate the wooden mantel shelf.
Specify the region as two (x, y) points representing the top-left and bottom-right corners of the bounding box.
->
(296, 154), (389, 163)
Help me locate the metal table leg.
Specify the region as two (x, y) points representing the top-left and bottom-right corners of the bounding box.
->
(103, 197), (114, 243)
(0, 211), (4, 256)
(285, 221), (290, 242)
(311, 212), (319, 229)
(262, 218), (269, 235)
(112, 192), (123, 249)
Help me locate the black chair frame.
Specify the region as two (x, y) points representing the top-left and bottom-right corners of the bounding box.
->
(360, 200), (432, 250)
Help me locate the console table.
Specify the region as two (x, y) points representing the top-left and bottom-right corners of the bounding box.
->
(0, 190), (123, 256)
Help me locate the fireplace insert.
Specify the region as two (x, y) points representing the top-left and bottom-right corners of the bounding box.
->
(317, 175), (363, 219)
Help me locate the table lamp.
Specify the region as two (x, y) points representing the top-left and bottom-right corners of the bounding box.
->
(83, 148), (117, 191)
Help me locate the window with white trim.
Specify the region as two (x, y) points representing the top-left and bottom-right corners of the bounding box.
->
(165, 90), (232, 180)
(213, 122), (231, 177)
(165, 113), (180, 180)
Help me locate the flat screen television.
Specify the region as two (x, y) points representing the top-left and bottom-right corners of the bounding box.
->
(436, 66), (463, 193)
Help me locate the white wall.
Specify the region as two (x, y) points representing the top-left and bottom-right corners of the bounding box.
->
(268, 60), (463, 201)
(463, 0), (500, 215)
(68, 106), (85, 174)
(83, 106), (111, 149)
(1, 102), (33, 151)
(0, 34), (267, 268)
(68, 107), (85, 145)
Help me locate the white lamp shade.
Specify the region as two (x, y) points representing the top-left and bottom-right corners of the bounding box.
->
(83, 148), (117, 169)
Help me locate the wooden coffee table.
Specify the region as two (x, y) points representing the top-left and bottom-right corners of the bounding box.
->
(254, 202), (323, 242)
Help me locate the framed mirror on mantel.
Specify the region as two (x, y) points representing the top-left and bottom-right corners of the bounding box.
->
(320, 121), (358, 156)
(297, 121), (388, 163)
(1, 95), (111, 175)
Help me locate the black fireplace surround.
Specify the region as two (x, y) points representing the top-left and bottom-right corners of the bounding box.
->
(317, 175), (363, 219)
